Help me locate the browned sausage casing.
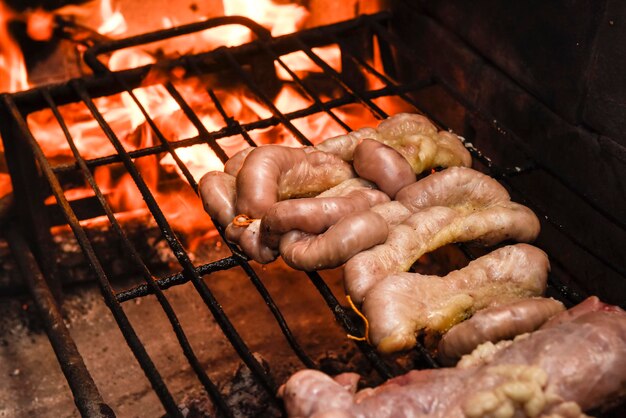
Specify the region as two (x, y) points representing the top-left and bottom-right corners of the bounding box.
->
(236, 145), (354, 218)
(223, 147), (254, 177)
(363, 244), (550, 353)
(438, 297), (565, 365)
(396, 166), (510, 212)
(260, 188), (389, 249)
(279, 210), (389, 271)
(352, 139), (415, 198)
(344, 201), (540, 303)
(198, 171), (237, 228)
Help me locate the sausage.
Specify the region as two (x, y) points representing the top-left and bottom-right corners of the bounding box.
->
(434, 130), (472, 169)
(438, 297), (565, 365)
(315, 127), (381, 161)
(344, 206), (458, 303)
(226, 220), (278, 264)
(198, 171), (237, 228)
(279, 210), (389, 271)
(260, 188), (389, 249)
(396, 166), (510, 212)
(315, 113), (471, 174)
(375, 113), (472, 173)
(235, 145), (354, 218)
(369, 201), (412, 226)
(223, 146), (254, 177)
(352, 139), (415, 198)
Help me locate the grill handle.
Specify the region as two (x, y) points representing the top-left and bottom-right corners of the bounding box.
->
(83, 15), (272, 74)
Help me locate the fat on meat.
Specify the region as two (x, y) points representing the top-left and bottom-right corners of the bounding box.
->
(362, 244), (550, 353)
(344, 201), (540, 303)
(438, 297), (565, 365)
(280, 303), (626, 418)
(316, 113), (471, 174)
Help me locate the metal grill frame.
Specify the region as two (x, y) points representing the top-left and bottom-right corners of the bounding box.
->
(0, 12), (623, 418)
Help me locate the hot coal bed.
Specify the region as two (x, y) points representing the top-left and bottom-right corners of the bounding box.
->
(0, 1), (625, 417)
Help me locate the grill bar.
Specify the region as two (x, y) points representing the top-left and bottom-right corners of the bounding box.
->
(115, 256), (239, 301)
(40, 88), (234, 417)
(49, 81), (434, 175)
(70, 80), (279, 396)
(1, 94), (184, 417)
(1, 11), (623, 417)
(219, 47), (313, 146)
(5, 225), (114, 418)
(93, 50), (319, 371)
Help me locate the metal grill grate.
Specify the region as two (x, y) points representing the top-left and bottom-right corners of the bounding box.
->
(1, 12), (624, 417)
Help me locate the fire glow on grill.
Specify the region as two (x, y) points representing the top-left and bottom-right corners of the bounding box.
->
(0, 0), (408, 251)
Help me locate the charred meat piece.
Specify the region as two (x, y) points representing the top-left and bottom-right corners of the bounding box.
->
(362, 244), (550, 353)
(280, 303), (626, 417)
(438, 297), (565, 365)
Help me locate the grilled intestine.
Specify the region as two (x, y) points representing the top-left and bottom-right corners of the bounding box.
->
(344, 197), (541, 303)
(352, 139), (416, 198)
(200, 113), (474, 267)
(315, 113), (472, 173)
(200, 113), (550, 353)
(279, 300), (626, 418)
(235, 145), (356, 219)
(437, 297), (566, 365)
(363, 244), (550, 354)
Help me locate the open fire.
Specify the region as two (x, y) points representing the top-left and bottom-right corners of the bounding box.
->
(2, 1), (625, 417)
(0, 0), (398, 251)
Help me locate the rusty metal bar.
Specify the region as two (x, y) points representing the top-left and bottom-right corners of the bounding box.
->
(5, 225), (115, 418)
(0, 95), (62, 299)
(50, 82), (430, 175)
(1, 94), (183, 418)
(71, 79), (279, 396)
(41, 89), (234, 417)
(115, 256), (239, 301)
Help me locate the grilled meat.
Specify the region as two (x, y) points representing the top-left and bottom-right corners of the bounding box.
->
(352, 139), (415, 198)
(198, 170), (237, 228)
(344, 201), (540, 303)
(395, 166), (510, 212)
(236, 145), (354, 219)
(260, 183), (389, 249)
(316, 113), (471, 173)
(279, 210), (389, 271)
(362, 244), (550, 353)
(223, 146), (254, 176)
(280, 303), (626, 417)
(438, 297), (565, 365)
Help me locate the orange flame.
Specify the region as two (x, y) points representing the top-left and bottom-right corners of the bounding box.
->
(0, 1), (29, 93)
(10, 0), (390, 252)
